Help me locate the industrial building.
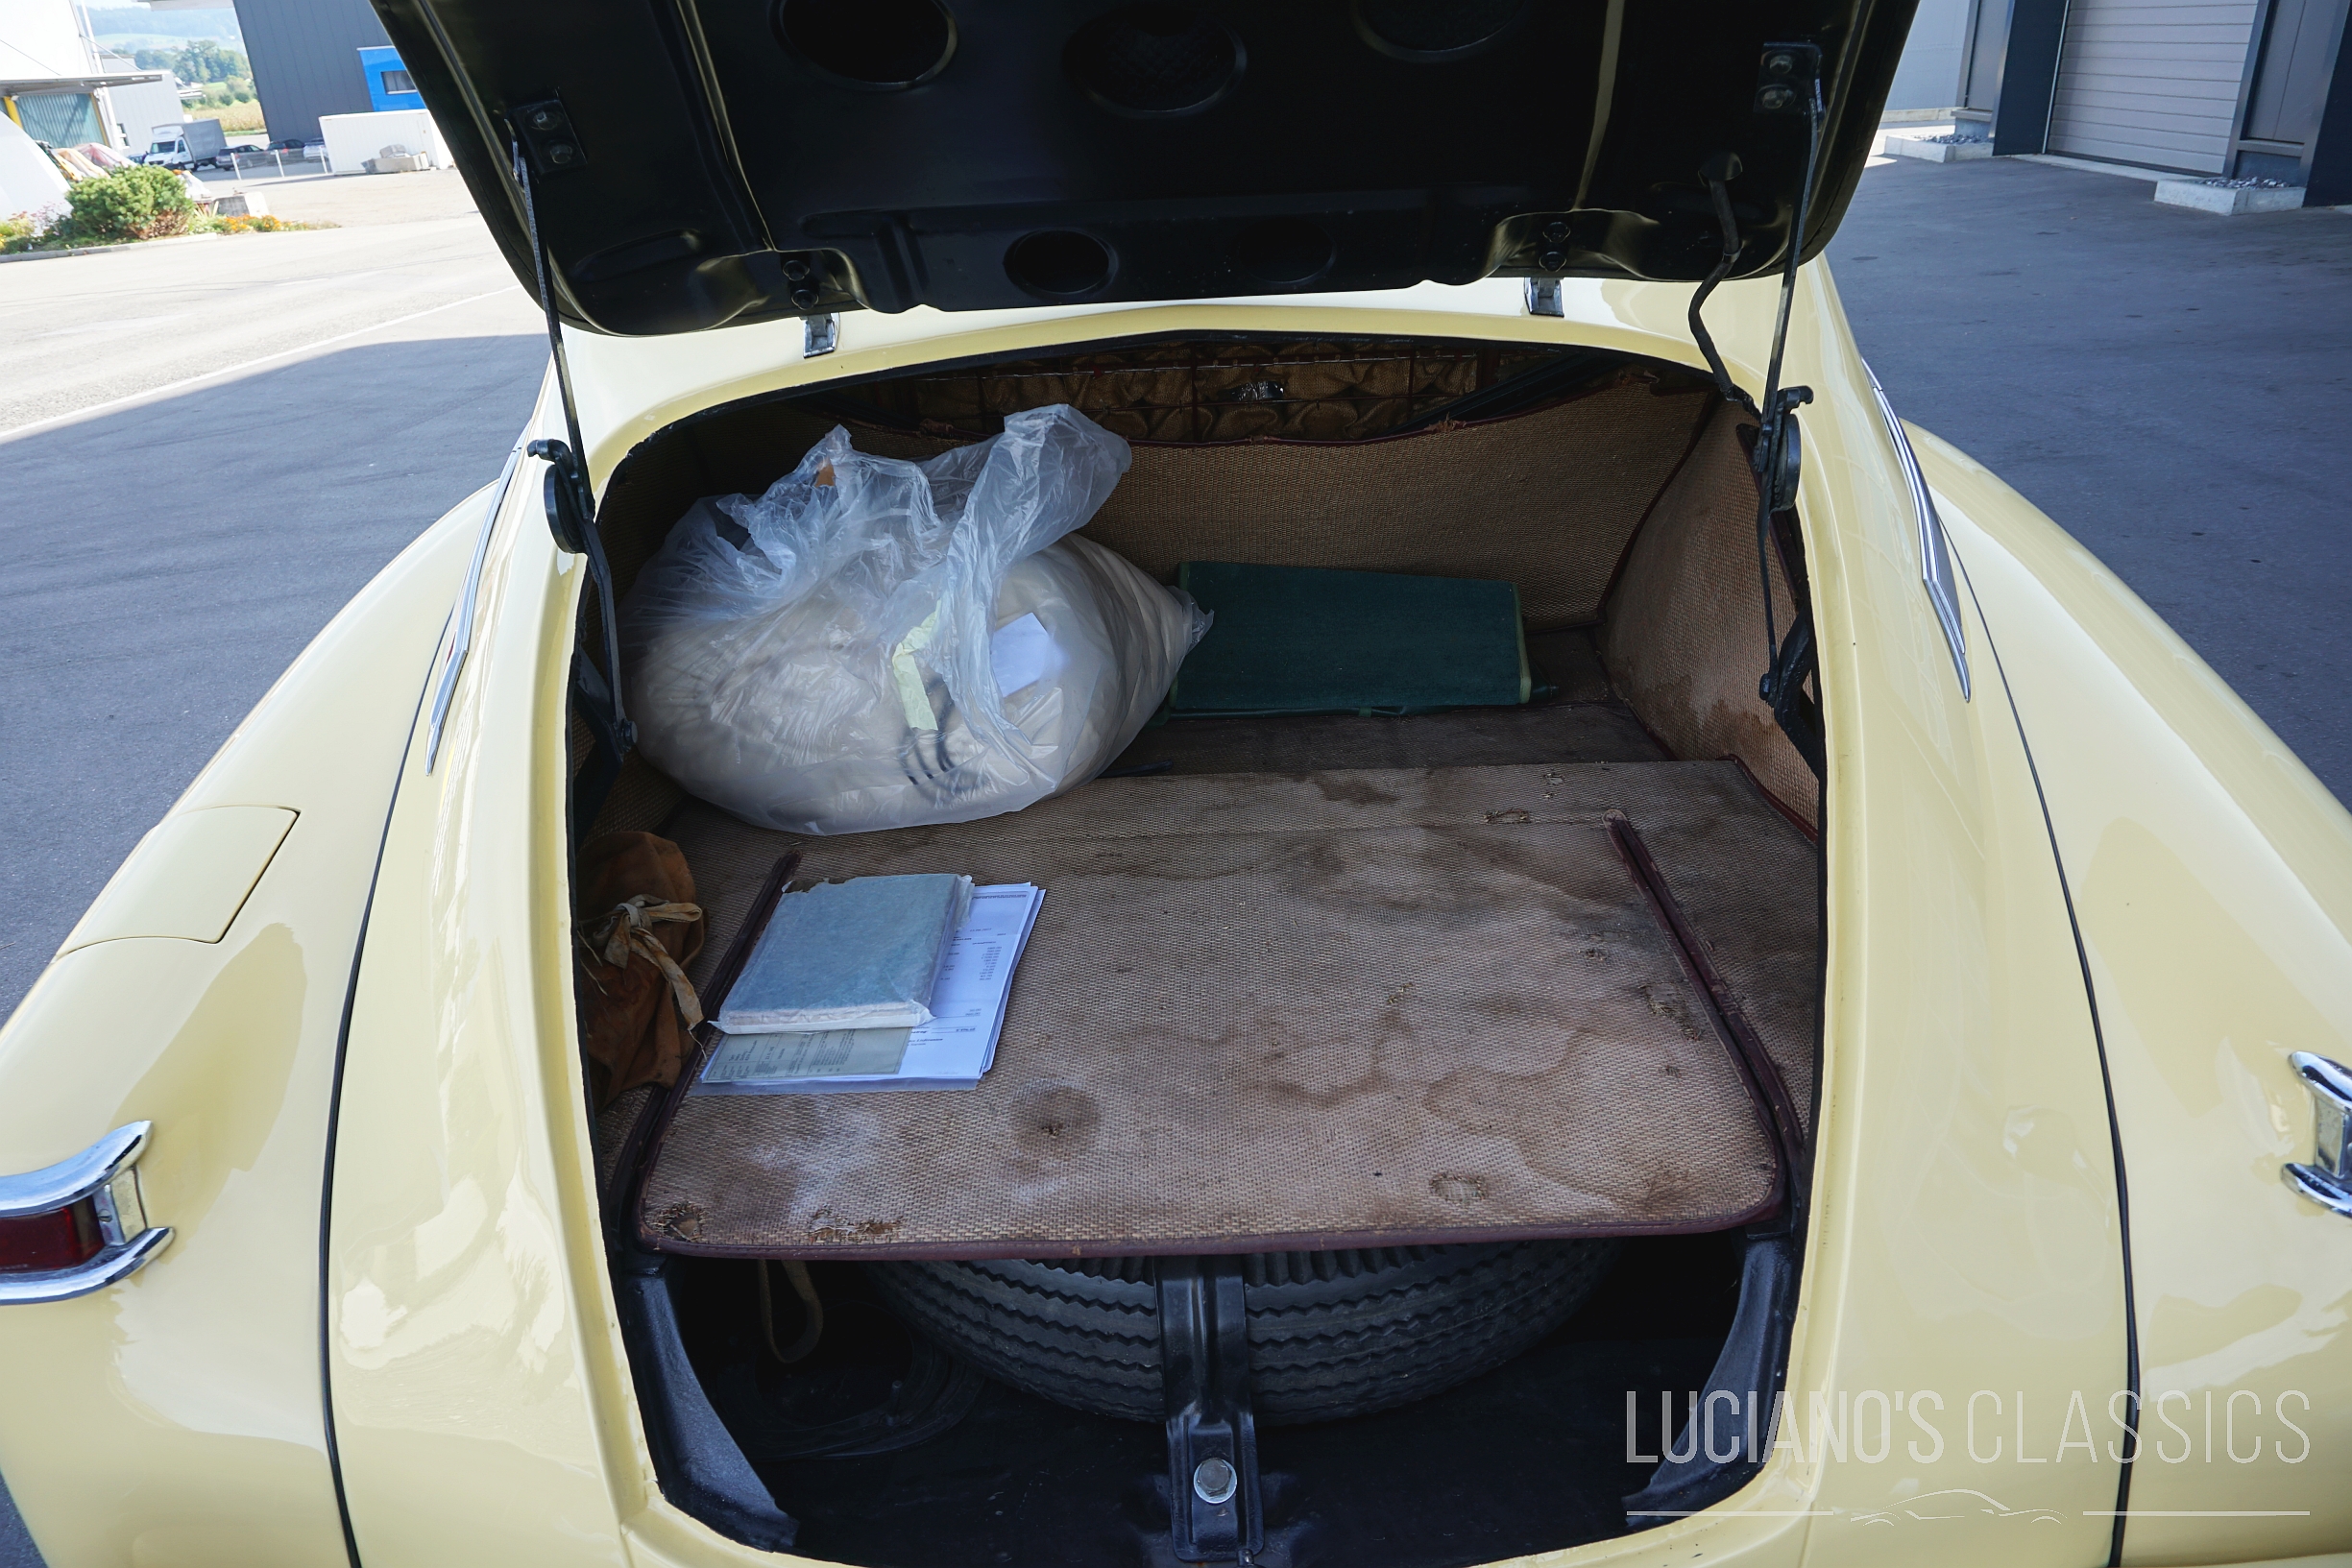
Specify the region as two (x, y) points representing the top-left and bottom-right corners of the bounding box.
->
(205, 0), (395, 144)
(1886, 0), (2352, 201)
(0, 0), (172, 153)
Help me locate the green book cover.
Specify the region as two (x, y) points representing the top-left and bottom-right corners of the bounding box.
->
(1170, 562), (1530, 716)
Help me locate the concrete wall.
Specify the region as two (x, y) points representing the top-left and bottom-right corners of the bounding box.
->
(238, 0), (391, 144)
(1885, 0), (1976, 109)
(318, 107), (449, 174)
(0, 0), (97, 87)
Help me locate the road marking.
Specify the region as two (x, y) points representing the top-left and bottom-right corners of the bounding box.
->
(0, 283), (525, 441)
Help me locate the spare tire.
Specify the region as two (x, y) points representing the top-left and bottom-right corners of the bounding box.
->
(865, 1240), (1618, 1425)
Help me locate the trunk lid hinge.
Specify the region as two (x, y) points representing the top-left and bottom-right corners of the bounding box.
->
(509, 108), (637, 790)
(1687, 44), (1827, 778)
(1158, 1257), (1263, 1563)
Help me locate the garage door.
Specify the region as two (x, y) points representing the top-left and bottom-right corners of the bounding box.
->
(2047, 0), (2261, 173)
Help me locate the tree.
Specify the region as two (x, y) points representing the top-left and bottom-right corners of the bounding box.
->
(128, 40), (250, 87)
(173, 38), (248, 84)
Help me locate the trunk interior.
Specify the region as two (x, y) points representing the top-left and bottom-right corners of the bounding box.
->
(578, 335), (1825, 1568)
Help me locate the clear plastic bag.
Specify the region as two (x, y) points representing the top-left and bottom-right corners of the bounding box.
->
(621, 405), (1207, 835)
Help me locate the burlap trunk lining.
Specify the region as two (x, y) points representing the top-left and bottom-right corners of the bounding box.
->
(594, 376), (1711, 633)
(636, 760), (1815, 1262)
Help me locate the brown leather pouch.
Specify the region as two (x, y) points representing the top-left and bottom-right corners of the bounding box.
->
(575, 831), (705, 1110)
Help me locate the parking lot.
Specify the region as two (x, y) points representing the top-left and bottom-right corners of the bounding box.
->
(1827, 155), (2352, 799)
(0, 167), (544, 1035)
(2, 152), (2349, 1566)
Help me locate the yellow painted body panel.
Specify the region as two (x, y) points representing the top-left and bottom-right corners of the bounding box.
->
(4, 266), (2341, 1566)
(324, 377), (648, 1564)
(59, 806), (298, 951)
(322, 272), (2147, 1568)
(0, 493), (484, 1566)
(1916, 429), (2352, 1563)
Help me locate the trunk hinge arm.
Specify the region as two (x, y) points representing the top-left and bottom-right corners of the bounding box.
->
(509, 125), (635, 763)
(1159, 1257), (1263, 1563)
(1688, 45), (1827, 778)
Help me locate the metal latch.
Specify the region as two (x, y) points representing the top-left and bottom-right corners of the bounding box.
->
(1754, 42), (1821, 115)
(510, 97), (587, 177)
(2284, 1051), (2352, 1216)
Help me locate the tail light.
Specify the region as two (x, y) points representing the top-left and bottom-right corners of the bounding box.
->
(0, 1122), (172, 1303)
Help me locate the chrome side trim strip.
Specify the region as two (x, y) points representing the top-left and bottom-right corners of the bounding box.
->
(2283, 1050), (2352, 1217)
(0, 1121), (149, 1218)
(1863, 362), (1971, 701)
(2291, 1049), (2352, 1110)
(2284, 1163), (2352, 1218)
(425, 442), (526, 773)
(0, 1226), (173, 1305)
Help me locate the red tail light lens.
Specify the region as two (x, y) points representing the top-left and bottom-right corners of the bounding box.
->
(2, 1123), (170, 1302)
(0, 1199), (103, 1272)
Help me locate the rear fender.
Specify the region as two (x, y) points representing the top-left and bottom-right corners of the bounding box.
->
(1913, 426), (2352, 1561)
(0, 487), (486, 1566)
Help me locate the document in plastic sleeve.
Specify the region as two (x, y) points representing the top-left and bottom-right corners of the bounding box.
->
(695, 883), (1044, 1094)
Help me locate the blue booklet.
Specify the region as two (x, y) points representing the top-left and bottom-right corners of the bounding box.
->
(715, 874), (973, 1032)
(696, 884), (1045, 1095)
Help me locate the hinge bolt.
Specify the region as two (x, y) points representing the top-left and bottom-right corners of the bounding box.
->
(1192, 1458), (1238, 1505)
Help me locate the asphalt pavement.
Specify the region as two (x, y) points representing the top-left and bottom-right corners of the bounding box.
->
(1825, 155), (2352, 803)
(0, 155), (2348, 1565)
(0, 172), (543, 1567)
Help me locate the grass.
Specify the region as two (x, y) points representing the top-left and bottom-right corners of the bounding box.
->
(186, 101), (266, 133)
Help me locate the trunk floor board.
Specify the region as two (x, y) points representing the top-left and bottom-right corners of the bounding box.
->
(643, 758), (1815, 1260)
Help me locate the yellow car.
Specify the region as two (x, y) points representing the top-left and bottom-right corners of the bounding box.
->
(4, 5), (2348, 1568)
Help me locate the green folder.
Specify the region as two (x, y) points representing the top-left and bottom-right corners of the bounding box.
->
(1169, 563), (1531, 717)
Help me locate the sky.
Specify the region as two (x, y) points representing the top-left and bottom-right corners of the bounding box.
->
(83, 6), (244, 49)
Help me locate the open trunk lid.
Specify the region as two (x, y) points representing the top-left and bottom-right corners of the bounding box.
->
(372, 0), (1918, 334)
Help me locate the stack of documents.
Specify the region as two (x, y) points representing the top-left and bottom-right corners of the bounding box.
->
(697, 883), (1045, 1095)
(715, 874), (972, 1031)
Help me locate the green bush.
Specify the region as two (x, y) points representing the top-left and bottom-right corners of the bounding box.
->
(60, 163), (196, 245)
